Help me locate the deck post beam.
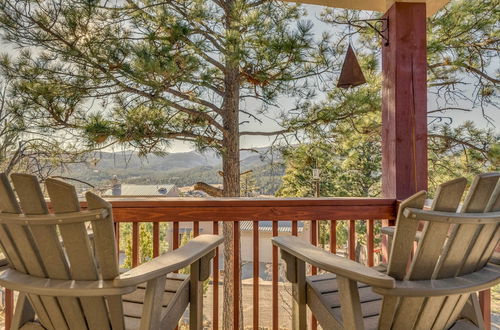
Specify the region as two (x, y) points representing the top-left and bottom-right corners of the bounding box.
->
(381, 2), (428, 200)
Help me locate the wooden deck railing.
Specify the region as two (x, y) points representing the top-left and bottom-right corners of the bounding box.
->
(1, 197), (493, 329)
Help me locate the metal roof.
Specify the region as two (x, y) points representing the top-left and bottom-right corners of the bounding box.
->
(240, 221), (304, 233)
(103, 184), (177, 196)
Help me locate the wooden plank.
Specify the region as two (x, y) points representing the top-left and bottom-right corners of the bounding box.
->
(378, 296), (399, 330)
(414, 296), (446, 330)
(291, 258), (306, 330)
(306, 275), (383, 329)
(273, 236), (395, 288)
(306, 282), (342, 329)
(105, 197), (397, 208)
(431, 295), (461, 330)
(141, 275), (168, 330)
(399, 177), (467, 330)
(337, 276), (364, 329)
(45, 178), (111, 330)
(190, 260), (203, 330)
(110, 201), (397, 222)
(85, 192), (124, 329)
(387, 191), (427, 280)
(391, 297), (425, 329)
(476, 181), (500, 270)
(445, 294), (471, 329)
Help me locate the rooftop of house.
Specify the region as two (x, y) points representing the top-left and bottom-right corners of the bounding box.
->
(240, 221), (304, 233)
(103, 184), (178, 197)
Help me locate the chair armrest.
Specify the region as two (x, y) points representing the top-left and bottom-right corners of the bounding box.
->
(115, 234), (223, 287)
(403, 208), (500, 224)
(272, 236), (395, 289)
(372, 264), (500, 297)
(0, 268), (135, 296)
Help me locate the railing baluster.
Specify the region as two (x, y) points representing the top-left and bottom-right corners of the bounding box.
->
(310, 220), (317, 273)
(173, 221), (179, 250)
(330, 220), (336, 254)
(132, 222), (139, 267)
(153, 222), (159, 257)
(292, 220), (298, 236)
(367, 219), (374, 267)
(212, 221), (219, 329)
(479, 289), (491, 330)
(5, 288), (13, 330)
(114, 222), (120, 260)
(310, 220), (318, 330)
(173, 221), (179, 275)
(233, 221), (241, 330)
(272, 221), (279, 330)
(193, 221), (199, 237)
(253, 220), (259, 329)
(349, 220), (356, 261)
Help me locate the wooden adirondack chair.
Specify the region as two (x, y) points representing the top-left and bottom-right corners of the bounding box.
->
(272, 173), (500, 330)
(0, 173), (223, 330)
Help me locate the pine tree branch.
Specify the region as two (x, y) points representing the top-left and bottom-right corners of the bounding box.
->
(240, 129), (290, 136)
(428, 133), (488, 154)
(163, 87), (223, 115)
(429, 62), (500, 84)
(428, 107), (472, 114)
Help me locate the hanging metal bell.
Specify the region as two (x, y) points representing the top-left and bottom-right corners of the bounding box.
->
(337, 44), (366, 89)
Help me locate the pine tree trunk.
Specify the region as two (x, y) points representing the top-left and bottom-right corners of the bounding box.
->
(222, 64), (243, 329)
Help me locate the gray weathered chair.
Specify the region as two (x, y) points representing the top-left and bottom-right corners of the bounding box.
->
(0, 173), (223, 330)
(273, 173), (500, 330)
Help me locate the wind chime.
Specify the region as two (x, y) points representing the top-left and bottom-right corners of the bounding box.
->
(337, 19), (389, 89)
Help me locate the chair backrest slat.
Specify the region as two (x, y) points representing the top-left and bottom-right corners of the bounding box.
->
(435, 173), (499, 279)
(0, 174), (127, 329)
(45, 178), (113, 330)
(407, 177), (467, 281)
(381, 173), (500, 330)
(86, 191), (125, 330)
(475, 182), (500, 271)
(11, 174), (88, 329)
(0, 174), (62, 329)
(386, 191), (427, 280)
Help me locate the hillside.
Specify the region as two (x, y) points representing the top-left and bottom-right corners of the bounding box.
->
(65, 148), (284, 195)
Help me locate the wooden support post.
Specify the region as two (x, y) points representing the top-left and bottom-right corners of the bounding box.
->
(479, 289), (491, 330)
(382, 2), (428, 201)
(190, 260), (203, 330)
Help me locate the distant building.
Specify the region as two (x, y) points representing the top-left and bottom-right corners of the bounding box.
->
(103, 179), (180, 197)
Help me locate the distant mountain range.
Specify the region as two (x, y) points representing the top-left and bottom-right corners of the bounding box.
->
(65, 147), (285, 195)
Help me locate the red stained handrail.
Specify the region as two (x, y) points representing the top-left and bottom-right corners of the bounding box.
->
(1, 197), (492, 330)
